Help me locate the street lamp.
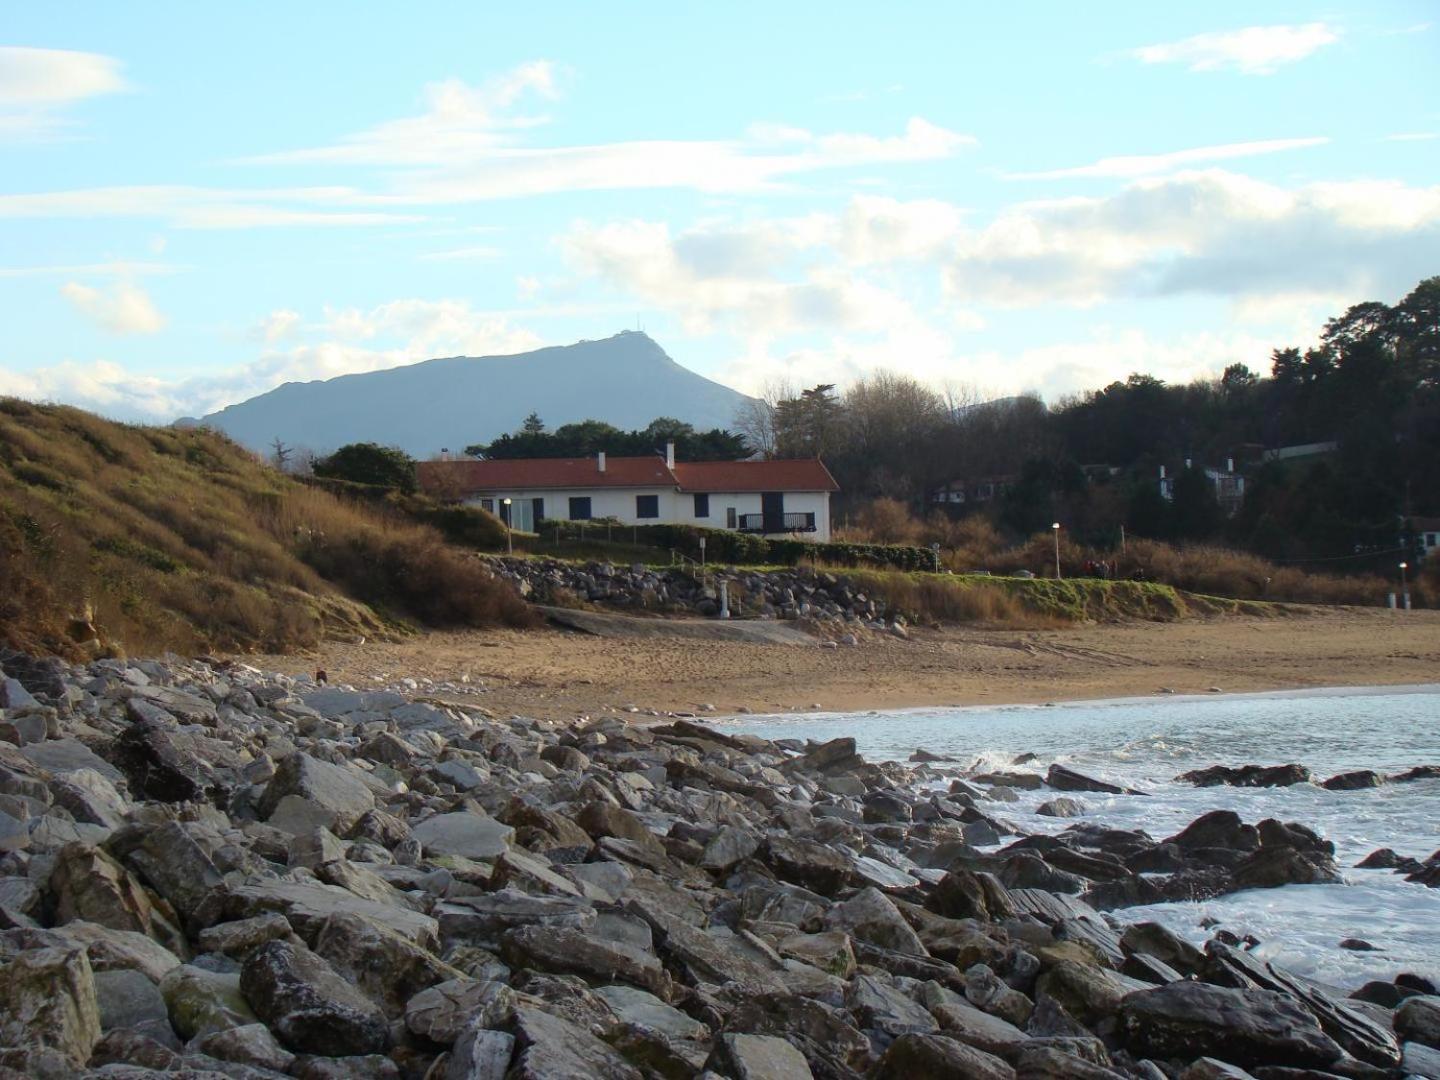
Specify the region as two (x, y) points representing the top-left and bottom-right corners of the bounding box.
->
(1052, 522), (1062, 580)
(502, 498), (513, 555)
(1399, 561), (1408, 610)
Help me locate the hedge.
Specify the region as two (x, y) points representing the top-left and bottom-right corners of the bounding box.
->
(537, 519), (937, 571)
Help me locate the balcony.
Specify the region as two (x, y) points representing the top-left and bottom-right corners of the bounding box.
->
(738, 512), (817, 534)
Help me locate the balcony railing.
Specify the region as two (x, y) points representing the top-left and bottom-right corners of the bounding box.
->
(738, 512), (817, 534)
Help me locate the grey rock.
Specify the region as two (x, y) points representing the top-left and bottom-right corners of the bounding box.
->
(1036, 797), (1087, 818)
(707, 1032), (814, 1079)
(446, 1022), (514, 1080)
(873, 1033), (1015, 1079)
(94, 967), (169, 1030)
(1397, 995), (1440, 1049)
(0, 945), (102, 1066)
(1119, 980), (1342, 1069)
(258, 754), (375, 835)
(412, 812), (514, 860)
(508, 1003), (641, 1079)
(190, 1023), (297, 1073)
(160, 964), (259, 1040)
(239, 939), (389, 1056)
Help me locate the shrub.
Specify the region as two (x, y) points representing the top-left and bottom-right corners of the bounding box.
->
(313, 442), (417, 492)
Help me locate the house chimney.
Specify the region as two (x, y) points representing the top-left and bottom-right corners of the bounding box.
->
(440, 448), (450, 462)
(597, 451), (606, 473)
(665, 441), (675, 469)
(1227, 457), (1235, 473)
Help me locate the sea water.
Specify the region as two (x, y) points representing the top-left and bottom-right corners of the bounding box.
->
(722, 686), (1440, 990)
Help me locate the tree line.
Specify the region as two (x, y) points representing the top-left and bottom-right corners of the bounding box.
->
(735, 275), (1439, 569)
(466, 414), (749, 462)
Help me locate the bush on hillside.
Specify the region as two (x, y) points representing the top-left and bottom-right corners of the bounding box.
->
(313, 442), (417, 492)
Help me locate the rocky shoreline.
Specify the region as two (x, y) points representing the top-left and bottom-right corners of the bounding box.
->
(0, 650), (1438, 1078)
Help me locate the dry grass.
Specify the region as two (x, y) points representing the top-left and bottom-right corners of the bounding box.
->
(838, 497), (1400, 608)
(0, 400), (533, 658)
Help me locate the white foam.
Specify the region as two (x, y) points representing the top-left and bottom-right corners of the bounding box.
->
(729, 687), (1440, 989)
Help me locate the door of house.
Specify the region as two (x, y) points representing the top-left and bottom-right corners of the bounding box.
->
(531, 498), (545, 528)
(761, 492), (785, 533)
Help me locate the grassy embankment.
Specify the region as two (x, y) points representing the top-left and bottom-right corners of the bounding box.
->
(832, 569), (1270, 627)
(0, 400), (532, 658)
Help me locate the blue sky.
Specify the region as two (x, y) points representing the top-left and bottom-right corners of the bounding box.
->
(2, 2), (1437, 421)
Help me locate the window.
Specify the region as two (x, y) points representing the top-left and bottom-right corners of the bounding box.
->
(693, 493), (710, 518)
(480, 498), (495, 514)
(636, 494), (659, 519)
(726, 506), (737, 529)
(568, 496), (592, 520)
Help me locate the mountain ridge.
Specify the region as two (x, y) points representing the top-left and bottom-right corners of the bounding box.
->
(200, 332), (754, 457)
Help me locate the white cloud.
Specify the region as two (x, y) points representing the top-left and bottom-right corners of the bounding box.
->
(0, 46), (126, 140)
(4, 298), (541, 421)
(2, 59), (972, 222)
(1130, 23), (1340, 74)
(60, 280), (166, 334)
(1011, 136), (1328, 180)
(943, 171), (1440, 306)
(246, 62), (561, 166)
(243, 62), (972, 201)
(254, 309), (301, 343)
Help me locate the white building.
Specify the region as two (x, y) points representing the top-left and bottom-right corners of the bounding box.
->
(418, 443), (838, 541)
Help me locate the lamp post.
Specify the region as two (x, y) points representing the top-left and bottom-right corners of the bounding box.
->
(1052, 522), (1062, 580)
(502, 498), (513, 555)
(1399, 561), (1409, 610)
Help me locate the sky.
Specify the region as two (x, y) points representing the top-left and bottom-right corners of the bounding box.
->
(1, 2), (1437, 423)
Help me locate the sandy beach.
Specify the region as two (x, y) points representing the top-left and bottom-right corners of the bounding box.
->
(252, 605), (1440, 720)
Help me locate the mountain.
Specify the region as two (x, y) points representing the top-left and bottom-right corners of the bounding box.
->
(200, 332), (755, 456)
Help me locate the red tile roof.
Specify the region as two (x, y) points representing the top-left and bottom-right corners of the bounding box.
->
(672, 459), (838, 493)
(417, 455), (838, 494)
(418, 457), (674, 491)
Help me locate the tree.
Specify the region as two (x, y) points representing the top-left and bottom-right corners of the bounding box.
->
(313, 443), (417, 492)
(269, 437), (293, 472)
(774, 384), (844, 459)
(521, 412), (546, 435)
(1220, 363), (1257, 395)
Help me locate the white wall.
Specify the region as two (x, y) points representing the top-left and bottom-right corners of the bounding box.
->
(464, 487), (831, 541)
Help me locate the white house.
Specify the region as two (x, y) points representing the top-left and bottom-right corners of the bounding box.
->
(418, 443), (839, 541)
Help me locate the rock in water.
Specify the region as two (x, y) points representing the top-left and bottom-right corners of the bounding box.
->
(1046, 764), (1146, 796)
(239, 939), (389, 1056)
(1177, 763), (1312, 788)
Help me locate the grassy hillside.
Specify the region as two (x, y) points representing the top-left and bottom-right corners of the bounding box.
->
(0, 400), (532, 658)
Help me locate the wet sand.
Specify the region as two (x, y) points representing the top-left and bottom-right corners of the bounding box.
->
(251, 605), (1440, 721)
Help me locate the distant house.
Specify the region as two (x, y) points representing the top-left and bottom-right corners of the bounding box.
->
(931, 475), (1015, 506)
(1412, 517), (1440, 560)
(1158, 459), (1246, 516)
(1262, 440), (1339, 463)
(418, 442), (839, 541)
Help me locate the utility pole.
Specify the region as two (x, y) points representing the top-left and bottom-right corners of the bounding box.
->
(1052, 522), (1062, 580)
